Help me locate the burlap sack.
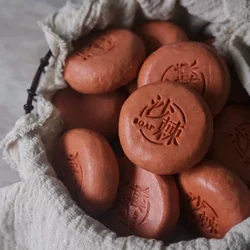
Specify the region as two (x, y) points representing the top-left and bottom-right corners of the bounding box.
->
(1, 0), (250, 249)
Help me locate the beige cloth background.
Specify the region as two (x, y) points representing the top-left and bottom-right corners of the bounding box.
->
(0, 0), (65, 187)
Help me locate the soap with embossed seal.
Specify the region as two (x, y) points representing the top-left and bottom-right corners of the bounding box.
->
(208, 105), (250, 186)
(138, 42), (231, 117)
(137, 21), (188, 54)
(99, 156), (179, 239)
(53, 128), (119, 216)
(53, 87), (126, 138)
(64, 29), (146, 94)
(178, 160), (250, 239)
(119, 81), (213, 175)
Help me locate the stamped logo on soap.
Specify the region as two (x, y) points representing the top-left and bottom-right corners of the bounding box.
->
(161, 60), (206, 95)
(186, 191), (219, 237)
(229, 123), (250, 168)
(76, 34), (117, 60)
(114, 183), (150, 230)
(133, 95), (186, 146)
(63, 152), (83, 198)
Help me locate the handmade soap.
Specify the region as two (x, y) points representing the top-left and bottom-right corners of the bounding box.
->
(138, 42), (230, 116)
(53, 128), (119, 216)
(209, 105), (250, 186)
(178, 160), (250, 238)
(100, 156), (179, 239)
(119, 81), (213, 175)
(64, 29), (146, 94)
(53, 87), (126, 138)
(137, 21), (188, 54)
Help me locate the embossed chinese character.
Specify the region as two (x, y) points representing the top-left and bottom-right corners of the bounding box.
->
(162, 60), (206, 94)
(115, 183), (150, 229)
(129, 185), (149, 213)
(153, 118), (184, 146)
(196, 210), (218, 234)
(137, 97), (186, 146)
(187, 192), (204, 210)
(175, 61), (200, 84)
(229, 123), (250, 168)
(141, 95), (175, 119)
(186, 192), (219, 236)
(67, 152), (83, 194)
(76, 34), (116, 60)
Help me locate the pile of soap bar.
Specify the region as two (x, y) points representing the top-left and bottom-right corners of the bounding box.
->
(51, 21), (250, 241)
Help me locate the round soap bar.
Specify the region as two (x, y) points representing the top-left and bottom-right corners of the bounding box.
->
(137, 21), (188, 54)
(53, 128), (119, 216)
(208, 105), (250, 186)
(178, 160), (250, 239)
(53, 87), (126, 138)
(119, 81), (213, 175)
(100, 156), (179, 239)
(64, 29), (146, 94)
(138, 42), (231, 116)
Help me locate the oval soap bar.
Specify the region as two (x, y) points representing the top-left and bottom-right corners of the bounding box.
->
(119, 81), (213, 175)
(209, 105), (250, 186)
(64, 29), (146, 94)
(137, 21), (188, 53)
(178, 160), (250, 238)
(138, 42), (230, 116)
(100, 156), (179, 239)
(53, 87), (126, 138)
(53, 128), (119, 216)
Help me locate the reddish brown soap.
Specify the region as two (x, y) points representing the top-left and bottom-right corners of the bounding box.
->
(138, 41), (231, 117)
(208, 105), (250, 186)
(137, 21), (188, 54)
(100, 156), (179, 239)
(119, 81), (213, 175)
(53, 87), (126, 138)
(53, 128), (119, 216)
(178, 160), (250, 238)
(64, 29), (146, 94)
